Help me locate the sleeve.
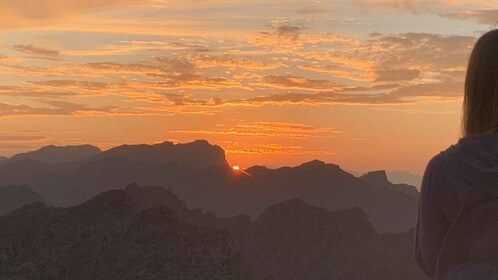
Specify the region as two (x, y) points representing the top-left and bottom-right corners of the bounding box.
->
(414, 155), (451, 278)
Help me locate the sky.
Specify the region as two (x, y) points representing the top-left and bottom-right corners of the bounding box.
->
(0, 0), (496, 175)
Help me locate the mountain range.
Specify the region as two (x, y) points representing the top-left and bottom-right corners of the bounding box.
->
(0, 140), (419, 233)
(0, 185), (45, 216)
(0, 183), (428, 280)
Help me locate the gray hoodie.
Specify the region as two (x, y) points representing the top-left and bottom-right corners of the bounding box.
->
(415, 133), (498, 278)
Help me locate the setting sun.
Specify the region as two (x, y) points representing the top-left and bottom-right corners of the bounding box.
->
(232, 166), (241, 171)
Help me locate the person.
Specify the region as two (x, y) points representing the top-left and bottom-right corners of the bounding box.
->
(415, 29), (498, 279)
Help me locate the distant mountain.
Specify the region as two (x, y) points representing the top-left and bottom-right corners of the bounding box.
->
(0, 156), (6, 162)
(386, 170), (423, 190)
(346, 168), (422, 191)
(0, 185), (429, 280)
(359, 170), (419, 198)
(0, 190), (248, 279)
(245, 160), (419, 232)
(0, 140), (419, 233)
(9, 144), (101, 163)
(0, 185), (45, 216)
(86, 140), (229, 170)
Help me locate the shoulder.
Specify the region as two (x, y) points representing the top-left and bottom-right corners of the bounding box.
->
(421, 147), (456, 194)
(426, 140), (463, 174)
(425, 150), (448, 175)
(420, 142), (464, 198)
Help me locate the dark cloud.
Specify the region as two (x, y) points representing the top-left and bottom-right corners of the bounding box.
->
(0, 101), (116, 117)
(375, 69), (421, 82)
(262, 75), (342, 90)
(292, 8), (330, 15)
(12, 44), (60, 57)
(276, 25), (301, 41)
(0, 135), (47, 142)
(29, 80), (110, 90)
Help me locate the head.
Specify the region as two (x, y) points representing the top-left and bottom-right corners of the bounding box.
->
(462, 29), (498, 137)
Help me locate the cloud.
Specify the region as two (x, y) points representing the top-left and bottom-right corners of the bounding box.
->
(0, 101), (117, 117)
(441, 9), (498, 24)
(152, 57), (195, 71)
(351, 0), (498, 14)
(223, 142), (336, 156)
(0, 28), (475, 112)
(374, 68), (422, 82)
(291, 7), (331, 16)
(251, 24), (305, 50)
(261, 75), (342, 91)
(224, 92), (411, 106)
(0, 0), (140, 29)
(29, 80), (110, 90)
(298, 64), (375, 82)
(12, 44), (60, 57)
(0, 134), (47, 142)
(173, 121), (342, 139)
(190, 54), (279, 70)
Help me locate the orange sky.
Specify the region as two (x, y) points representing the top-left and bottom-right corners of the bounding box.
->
(0, 0), (496, 174)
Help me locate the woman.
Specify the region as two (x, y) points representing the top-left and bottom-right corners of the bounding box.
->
(415, 29), (498, 279)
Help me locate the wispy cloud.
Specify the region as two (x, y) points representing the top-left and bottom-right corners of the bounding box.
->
(441, 9), (498, 24)
(173, 122), (341, 140)
(12, 44), (60, 57)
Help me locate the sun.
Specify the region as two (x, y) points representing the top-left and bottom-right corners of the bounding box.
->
(232, 165), (240, 171)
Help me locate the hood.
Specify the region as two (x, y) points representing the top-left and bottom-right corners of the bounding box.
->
(442, 133), (498, 196)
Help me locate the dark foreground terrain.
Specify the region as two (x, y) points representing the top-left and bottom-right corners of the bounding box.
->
(0, 184), (428, 280)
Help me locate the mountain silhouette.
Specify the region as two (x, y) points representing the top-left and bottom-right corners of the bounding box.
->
(0, 140), (419, 233)
(245, 160), (418, 232)
(0, 189), (248, 279)
(0, 184), (429, 280)
(359, 170), (419, 197)
(124, 183), (251, 234)
(0, 156), (6, 162)
(8, 144), (101, 163)
(385, 170), (422, 190)
(0, 185), (45, 216)
(240, 198), (428, 280)
(85, 140), (229, 170)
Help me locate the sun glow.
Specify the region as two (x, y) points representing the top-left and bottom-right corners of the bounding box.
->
(232, 165), (240, 171)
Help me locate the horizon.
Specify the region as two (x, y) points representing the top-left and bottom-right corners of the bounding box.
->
(0, 139), (423, 175)
(0, 139), (424, 189)
(1, 0), (495, 175)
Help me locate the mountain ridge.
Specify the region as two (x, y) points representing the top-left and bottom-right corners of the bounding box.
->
(0, 139), (420, 233)
(8, 144), (101, 164)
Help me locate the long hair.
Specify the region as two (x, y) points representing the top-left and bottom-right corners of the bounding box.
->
(461, 29), (498, 137)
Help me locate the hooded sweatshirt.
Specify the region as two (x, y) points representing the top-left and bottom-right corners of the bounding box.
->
(415, 132), (498, 278)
